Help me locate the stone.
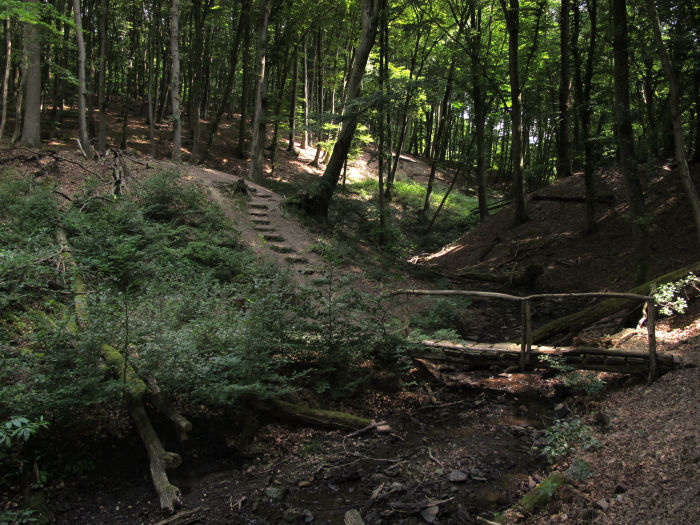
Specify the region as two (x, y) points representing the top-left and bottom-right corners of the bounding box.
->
(420, 506), (439, 523)
(447, 470), (468, 482)
(595, 498), (609, 511)
(265, 486), (286, 500)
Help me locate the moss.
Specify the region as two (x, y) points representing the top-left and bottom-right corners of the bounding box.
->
(101, 344), (147, 398)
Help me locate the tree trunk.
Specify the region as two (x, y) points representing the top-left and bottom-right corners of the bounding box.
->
(96, 0), (108, 152)
(644, 0), (700, 246)
(72, 0), (93, 158)
(248, 0), (271, 183)
(422, 56), (456, 216)
(20, 0), (41, 148)
(199, 0), (245, 164)
(287, 45), (298, 153)
(556, 0), (571, 178)
(582, 0), (598, 234)
(500, 0), (528, 225)
(170, 0), (181, 161)
(612, 0), (650, 283)
(0, 17), (11, 141)
(237, 5), (252, 158)
(304, 0), (381, 217)
(301, 36), (309, 149)
(470, 7), (489, 221)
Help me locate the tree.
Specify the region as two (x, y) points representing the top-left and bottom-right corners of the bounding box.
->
(248, 0), (272, 182)
(612, 0), (650, 283)
(644, 0), (700, 246)
(556, 0), (572, 178)
(20, 0), (41, 148)
(170, 0), (182, 161)
(0, 17), (11, 141)
(500, 0), (528, 225)
(72, 0), (92, 158)
(303, 0), (381, 217)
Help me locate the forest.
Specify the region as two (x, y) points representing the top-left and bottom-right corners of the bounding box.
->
(1, 0), (699, 523)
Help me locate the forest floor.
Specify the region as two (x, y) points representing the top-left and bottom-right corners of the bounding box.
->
(2, 109), (699, 524)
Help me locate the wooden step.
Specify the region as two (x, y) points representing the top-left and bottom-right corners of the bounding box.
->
(263, 234), (285, 242)
(249, 210), (268, 217)
(251, 219), (271, 225)
(285, 256), (309, 264)
(248, 202), (269, 210)
(254, 226), (276, 233)
(269, 244), (295, 254)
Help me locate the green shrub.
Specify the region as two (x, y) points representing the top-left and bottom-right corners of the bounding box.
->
(541, 418), (600, 463)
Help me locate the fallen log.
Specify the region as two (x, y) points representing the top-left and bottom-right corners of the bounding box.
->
(57, 230), (182, 513)
(257, 399), (371, 431)
(454, 264), (543, 287)
(530, 261), (700, 343)
(489, 472), (572, 523)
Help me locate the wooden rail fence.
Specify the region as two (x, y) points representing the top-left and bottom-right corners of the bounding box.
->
(393, 289), (663, 382)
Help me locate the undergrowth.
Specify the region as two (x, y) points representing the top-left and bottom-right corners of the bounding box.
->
(0, 170), (408, 433)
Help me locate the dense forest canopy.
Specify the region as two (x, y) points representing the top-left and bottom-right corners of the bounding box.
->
(1, 0), (698, 221)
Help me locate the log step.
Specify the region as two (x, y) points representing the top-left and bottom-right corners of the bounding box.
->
(249, 202), (269, 209)
(249, 211), (268, 217)
(252, 219), (271, 225)
(254, 226), (276, 233)
(263, 234), (285, 242)
(269, 245), (295, 254)
(257, 194), (272, 199)
(285, 256), (309, 264)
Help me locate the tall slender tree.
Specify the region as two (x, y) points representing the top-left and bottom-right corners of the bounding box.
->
(20, 0), (41, 148)
(170, 0), (182, 161)
(72, 0), (92, 158)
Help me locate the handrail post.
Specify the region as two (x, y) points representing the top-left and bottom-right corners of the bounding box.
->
(647, 297), (657, 383)
(520, 299), (531, 370)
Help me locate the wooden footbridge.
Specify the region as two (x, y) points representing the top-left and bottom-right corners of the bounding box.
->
(394, 289), (686, 382)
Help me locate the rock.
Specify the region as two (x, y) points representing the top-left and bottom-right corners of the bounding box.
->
(265, 486), (287, 500)
(298, 480), (312, 488)
(595, 498), (609, 511)
(420, 506), (439, 523)
(283, 508), (299, 522)
(447, 470), (468, 482)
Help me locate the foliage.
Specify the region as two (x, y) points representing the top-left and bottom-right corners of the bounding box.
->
(653, 273), (700, 316)
(0, 415), (49, 489)
(541, 417), (600, 463)
(538, 355), (606, 394)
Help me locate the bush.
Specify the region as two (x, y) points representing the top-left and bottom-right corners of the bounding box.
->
(541, 417), (600, 463)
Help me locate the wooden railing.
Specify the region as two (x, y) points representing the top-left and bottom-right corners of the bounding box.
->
(392, 289), (658, 382)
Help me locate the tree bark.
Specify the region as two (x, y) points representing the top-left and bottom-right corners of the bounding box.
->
(422, 56), (456, 216)
(72, 0), (93, 158)
(612, 0), (650, 283)
(0, 17), (10, 141)
(644, 0), (700, 246)
(556, 0), (571, 178)
(236, 5), (252, 158)
(96, 0), (108, 152)
(248, 0), (272, 183)
(20, 0), (41, 148)
(500, 0), (528, 225)
(170, 0), (182, 161)
(303, 0), (381, 217)
(287, 45), (298, 153)
(581, 0), (598, 234)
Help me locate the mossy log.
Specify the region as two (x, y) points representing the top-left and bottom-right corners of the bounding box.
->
(57, 229), (182, 513)
(491, 472), (571, 523)
(130, 399), (182, 513)
(531, 261), (700, 343)
(147, 378), (192, 443)
(258, 399), (371, 430)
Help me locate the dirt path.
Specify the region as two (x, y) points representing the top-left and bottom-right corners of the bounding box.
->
(184, 165), (328, 286)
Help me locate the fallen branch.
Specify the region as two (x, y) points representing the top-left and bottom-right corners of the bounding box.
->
(345, 420), (389, 439)
(150, 507), (202, 525)
(57, 229), (182, 513)
(258, 399), (371, 431)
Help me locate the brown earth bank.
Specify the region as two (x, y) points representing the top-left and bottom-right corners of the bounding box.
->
(1, 111), (699, 524)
